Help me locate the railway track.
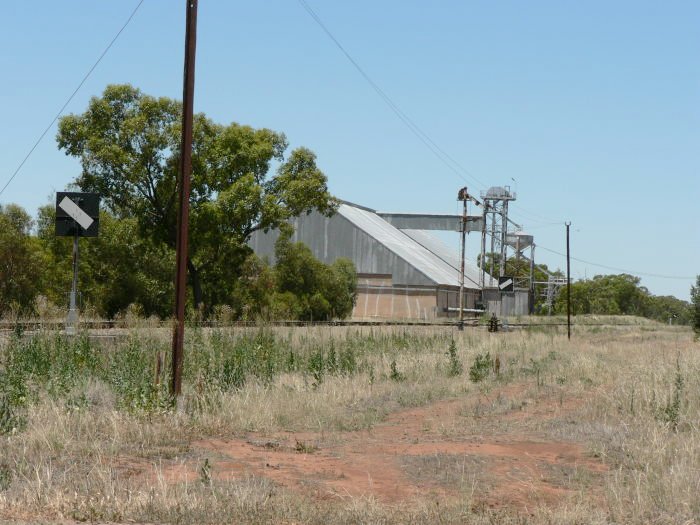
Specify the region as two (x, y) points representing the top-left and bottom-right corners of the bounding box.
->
(0, 318), (652, 335)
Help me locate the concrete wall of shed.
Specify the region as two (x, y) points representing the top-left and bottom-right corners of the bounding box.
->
(482, 289), (530, 317)
(437, 288), (479, 317)
(354, 288), (438, 320)
(353, 274), (436, 319)
(352, 276), (480, 320)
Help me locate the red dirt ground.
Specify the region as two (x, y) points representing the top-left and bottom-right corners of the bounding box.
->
(136, 382), (607, 510)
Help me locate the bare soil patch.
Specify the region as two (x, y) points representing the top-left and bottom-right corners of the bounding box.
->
(120, 381), (606, 510)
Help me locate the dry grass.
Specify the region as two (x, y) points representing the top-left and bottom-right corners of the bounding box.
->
(0, 321), (698, 523)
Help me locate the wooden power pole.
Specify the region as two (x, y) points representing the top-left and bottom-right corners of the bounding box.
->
(566, 221), (571, 340)
(171, 0), (198, 398)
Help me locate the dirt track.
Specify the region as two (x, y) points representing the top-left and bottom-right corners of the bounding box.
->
(124, 382), (606, 510)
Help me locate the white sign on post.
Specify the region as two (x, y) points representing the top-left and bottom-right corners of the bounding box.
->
(54, 191), (100, 334)
(499, 278), (514, 291)
(58, 196), (94, 231)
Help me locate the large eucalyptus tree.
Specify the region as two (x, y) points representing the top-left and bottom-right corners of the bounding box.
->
(57, 84), (336, 309)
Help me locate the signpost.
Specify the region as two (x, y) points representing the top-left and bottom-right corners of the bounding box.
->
(55, 192), (100, 334)
(498, 276), (514, 292)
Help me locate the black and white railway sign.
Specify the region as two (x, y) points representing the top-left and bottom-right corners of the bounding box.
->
(55, 192), (100, 237)
(498, 276), (514, 292)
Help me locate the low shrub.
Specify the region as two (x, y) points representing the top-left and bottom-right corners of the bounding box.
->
(468, 352), (493, 383)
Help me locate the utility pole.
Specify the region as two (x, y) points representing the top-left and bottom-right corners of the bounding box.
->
(480, 202), (487, 289)
(566, 221), (571, 340)
(529, 244), (535, 314)
(458, 187), (468, 331)
(171, 0), (198, 398)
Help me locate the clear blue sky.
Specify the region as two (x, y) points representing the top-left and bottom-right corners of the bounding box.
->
(2, 1), (698, 300)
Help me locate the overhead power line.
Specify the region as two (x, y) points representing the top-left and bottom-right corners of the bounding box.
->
(520, 222), (566, 230)
(299, 2), (692, 286)
(510, 203), (562, 224)
(537, 245), (694, 280)
(297, 0), (565, 226)
(0, 0), (145, 199)
(296, 0), (488, 189)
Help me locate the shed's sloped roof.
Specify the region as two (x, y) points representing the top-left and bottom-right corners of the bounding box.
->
(400, 229), (483, 288)
(338, 203), (463, 287)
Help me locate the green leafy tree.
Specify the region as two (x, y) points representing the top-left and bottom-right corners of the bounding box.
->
(37, 204), (174, 318)
(324, 258), (358, 319)
(563, 280), (592, 315)
(692, 276), (700, 336)
(0, 204), (45, 315)
(57, 84), (336, 311)
(644, 295), (692, 326)
(273, 227), (356, 320)
(554, 273), (693, 325)
(555, 274), (648, 316)
(231, 253), (277, 321)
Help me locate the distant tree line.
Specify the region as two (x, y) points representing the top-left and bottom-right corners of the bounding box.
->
(555, 274), (693, 325)
(480, 253), (694, 325)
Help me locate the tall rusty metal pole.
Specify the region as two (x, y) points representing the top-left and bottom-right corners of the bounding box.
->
(458, 188), (467, 331)
(171, 0), (198, 398)
(565, 221), (571, 340)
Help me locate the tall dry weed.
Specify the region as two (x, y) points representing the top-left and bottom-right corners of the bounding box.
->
(0, 321), (698, 523)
